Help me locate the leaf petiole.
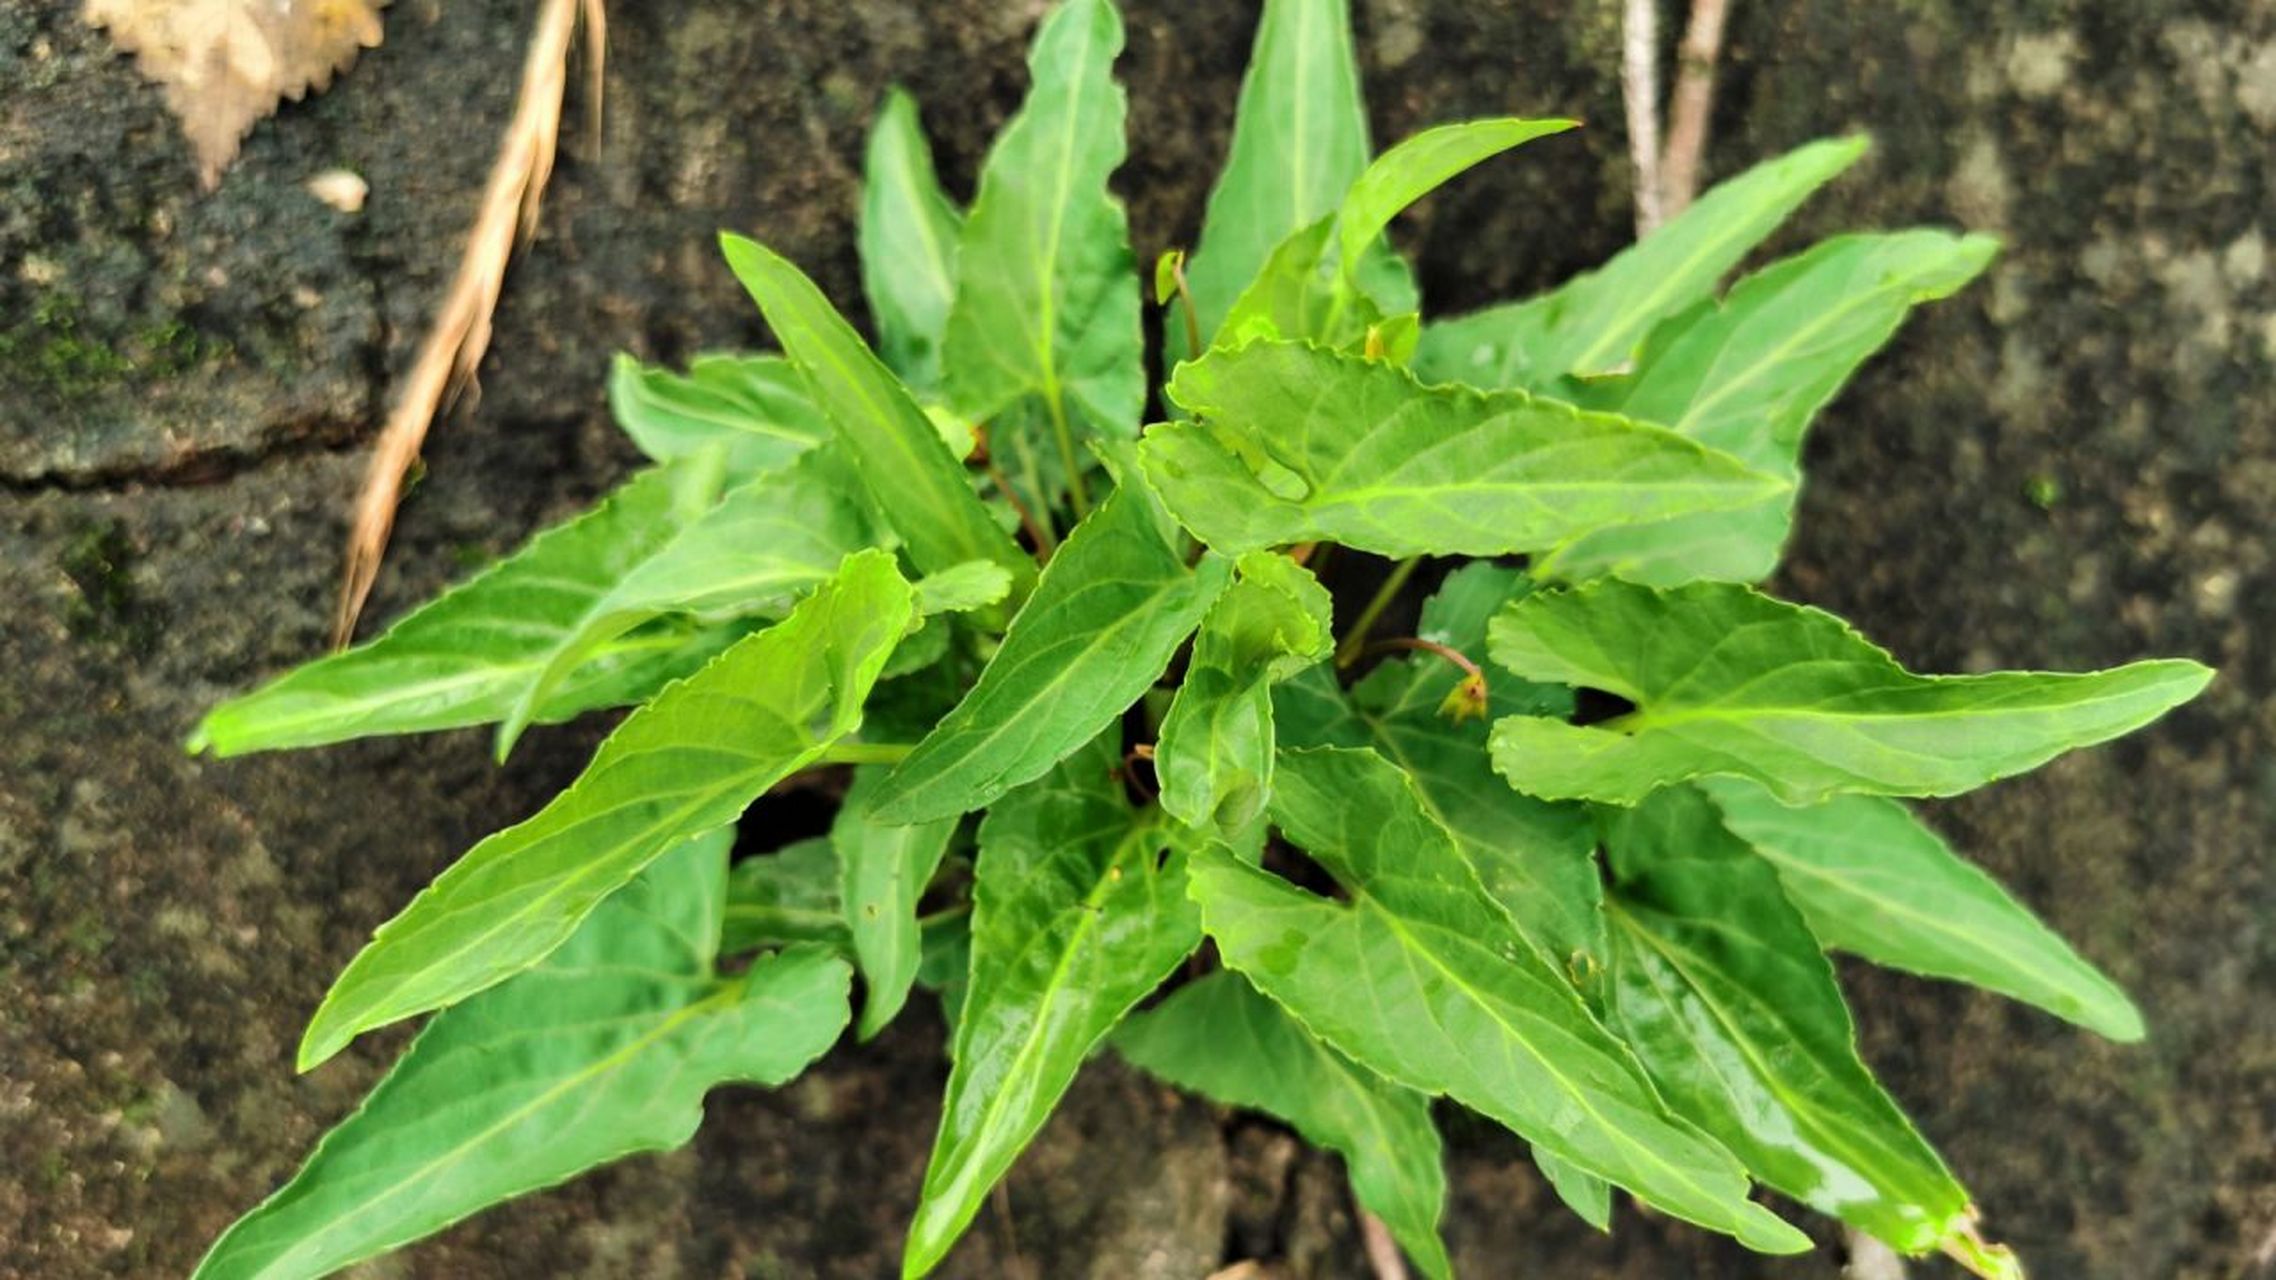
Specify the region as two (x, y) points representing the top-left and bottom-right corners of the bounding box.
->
(1333, 555), (1420, 669)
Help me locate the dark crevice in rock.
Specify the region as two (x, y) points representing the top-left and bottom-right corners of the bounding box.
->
(0, 413), (371, 495)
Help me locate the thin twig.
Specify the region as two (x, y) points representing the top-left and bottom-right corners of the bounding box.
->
(1364, 637), (1483, 682)
(1659, 0), (1730, 219)
(986, 454), (1057, 561)
(332, 0), (598, 646)
(1358, 1208), (1411, 1280)
(1619, 0), (1664, 236)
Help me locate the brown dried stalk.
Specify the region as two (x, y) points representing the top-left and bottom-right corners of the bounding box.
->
(1660, 0), (1731, 219)
(1618, 0), (1733, 235)
(1357, 1207), (1411, 1280)
(332, 0), (600, 646)
(1620, 0), (1664, 236)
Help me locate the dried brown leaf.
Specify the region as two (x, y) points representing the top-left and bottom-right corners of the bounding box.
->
(85, 0), (388, 188)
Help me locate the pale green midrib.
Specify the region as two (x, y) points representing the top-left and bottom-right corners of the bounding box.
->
(254, 983), (737, 1278)
(1665, 262), (1950, 442)
(892, 569), (1200, 803)
(644, 389), (820, 444)
(1610, 903), (1958, 1218)
(1027, 5), (1104, 391)
(1619, 671), (2189, 733)
(1358, 893), (1745, 1220)
(1747, 843), (2121, 1016)
(723, 902), (843, 933)
(791, 288), (1000, 570)
(888, 126), (957, 308)
(1563, 163), (1841, 375)
(203, 631), (693, 749)
(913, 820), (1158, 1252)
(309, 728), (835, 1058)
(1288, 0), (1314, 236)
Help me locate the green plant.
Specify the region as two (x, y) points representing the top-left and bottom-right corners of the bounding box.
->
(186, 1), (2211, 1276)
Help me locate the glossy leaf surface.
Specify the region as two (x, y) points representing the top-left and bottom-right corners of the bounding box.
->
(1488, 580), (2213, 805)
(905, 735), (1200, 1276)
(942, 0), (1142, 440)
(1182, 0), (1372, 346)
(196, 833), (850, 1280)
(495, 446), (885, 755)
(1116, 971), (1452, 1280)
(1543, 231), (1998, 584)
(1703, 779), (2143, 1040)
(860, 88), (964, 396)
(720, 234), (1034, 600)
(1600, 788), (1978, 1256)
(1334, 119), (1575, 278)
(1274, 564), (1603, 969)
(1416, 136), (1867, 390)
(298, 551), (913, 1069)
(1193, 746), (1807, 1253)
(1211, 119), (1568, 352)
(1154, 551), (1333, 830)
(1146, 340), (1784, 557)
(873, 478), (1232, 824)
(191, 466), (728, 757)
(836, 767), (960, 1040)
(608, 352), (832, 480)
(1534, 1149), (1613, 1230)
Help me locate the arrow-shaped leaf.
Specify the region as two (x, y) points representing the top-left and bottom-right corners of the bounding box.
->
(1486, 579), (2213, 805)
(1145, 339), (1786, 557)
(190, 464), (737, 757)
(195, 832), (851, 1280)
(1416, 136), (1867, 391)
(297, 549), (914, 1070)
(1541, 230), (1998, 585)
(942, 0), (1142, 442)
(860, 88), (965, 397)
(1702, 779), (2143, 1041)
(608, 352), (832, 480)
(904, 733), (1200, 1277)
(720, 234), (1034, 604)
(1215, 119), (1569, 352)
(493, 445), (886, 756)
(1193, 746), (1808, 1254)
(1181, 0), (1375, 348)
(1599, 787), (1992, 1262)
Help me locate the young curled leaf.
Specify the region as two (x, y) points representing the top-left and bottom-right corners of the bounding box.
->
(1154, 550), (1334, 830)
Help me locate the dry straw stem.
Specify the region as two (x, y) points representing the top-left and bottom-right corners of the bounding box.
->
(332, 0), (605, 646)
(1620, 0), (1664, 234)
(1659, 0), (1731, 218)
(1619, 0), (1731, 234)
(1357, 1207), (1411, 1280)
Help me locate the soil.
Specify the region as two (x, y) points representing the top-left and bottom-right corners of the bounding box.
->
(3, 1), (2271, 1276)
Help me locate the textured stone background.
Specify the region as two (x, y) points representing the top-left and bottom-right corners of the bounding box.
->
(3, 1), (2272, 1276)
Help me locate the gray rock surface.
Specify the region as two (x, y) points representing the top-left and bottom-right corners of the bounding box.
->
(2, 1), (2270, 1276)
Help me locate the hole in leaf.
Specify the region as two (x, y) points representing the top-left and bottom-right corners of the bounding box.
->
(1569, 687), (1638, 728)
(1261, 833), (1350, 904)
